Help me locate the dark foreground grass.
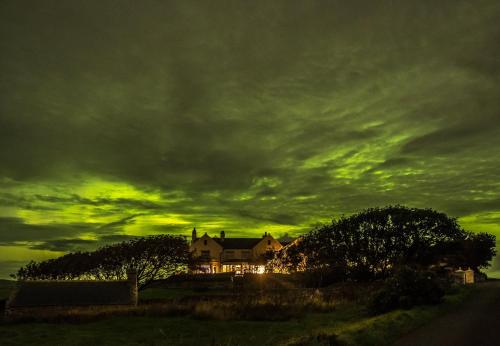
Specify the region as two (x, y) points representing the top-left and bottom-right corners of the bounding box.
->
(139, 287), (229, 301)
(285, 285), (474, 345)
(0, 307), (358, 346)
(0, 286), (473, 346)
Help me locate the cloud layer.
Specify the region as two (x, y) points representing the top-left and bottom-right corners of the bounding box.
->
(1, 0), (500, 277)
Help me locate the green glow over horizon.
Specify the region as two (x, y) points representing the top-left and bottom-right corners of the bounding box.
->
(1, 0), (500, 278)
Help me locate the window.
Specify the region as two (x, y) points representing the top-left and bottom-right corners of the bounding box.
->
(242, 250), (251, 259)
(225, 250), (235, 259)
(204, 240), (207, 245)
(267, 240), (271, 246)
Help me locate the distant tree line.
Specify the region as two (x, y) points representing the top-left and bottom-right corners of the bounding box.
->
(268, 206), (496, 285)
(16, 235), (190, 290)
(14, 206), (496, 291)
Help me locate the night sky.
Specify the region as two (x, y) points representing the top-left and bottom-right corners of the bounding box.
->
(1, 1), (500, 278)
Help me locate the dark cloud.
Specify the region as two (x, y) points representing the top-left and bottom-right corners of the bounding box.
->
(0, 217), (94, 245)
(235, 209), (303, 226)
(29, 234), (140, 252)
(99, 234), (139, 243)
(0, 192), (58, 211)
(372, 157), (413, 170)
(98, 215), (141, 231)
(0, 0), (496, 191)
(34, 194), (162, 210)
(402, 114), (500, 156)
(441, 199), (500, 219)
(1, 0), (500, 276)
(29, 239), (97, 252)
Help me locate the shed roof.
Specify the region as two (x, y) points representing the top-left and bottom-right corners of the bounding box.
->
(8, 280), (135, 307)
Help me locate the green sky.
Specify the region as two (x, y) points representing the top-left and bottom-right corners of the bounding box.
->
(1, 0), (500, 278)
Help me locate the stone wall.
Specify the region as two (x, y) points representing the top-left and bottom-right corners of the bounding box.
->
(4, 304), (136, 321)
(4, 273), (138, 321)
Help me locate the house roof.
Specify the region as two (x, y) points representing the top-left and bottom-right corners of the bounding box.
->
(213, 237), (264, 249)
(7, 280), (135, 307)
(221, 258), (267, 264)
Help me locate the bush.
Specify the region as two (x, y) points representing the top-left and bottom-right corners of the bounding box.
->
(368, 267), (445, 315)
(16, 235), (189, 290)
(298, 268), (347, 288)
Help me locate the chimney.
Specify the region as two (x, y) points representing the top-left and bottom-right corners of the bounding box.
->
(192, 227), (197, 242)
(263, 232), (267, 238)
(220, 230), (225, 240)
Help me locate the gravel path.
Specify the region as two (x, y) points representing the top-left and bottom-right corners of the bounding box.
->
(394, 280), (500, 346)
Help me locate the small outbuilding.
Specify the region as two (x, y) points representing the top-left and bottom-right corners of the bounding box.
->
(5, 271), (138, 320)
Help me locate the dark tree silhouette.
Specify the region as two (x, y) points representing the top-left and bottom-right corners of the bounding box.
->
(16, 235), (190, 289)
(270, 206), (495, 282)
(460, 232), (497, 270)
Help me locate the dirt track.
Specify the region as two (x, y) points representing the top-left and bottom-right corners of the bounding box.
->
(394, 280), (500, 346)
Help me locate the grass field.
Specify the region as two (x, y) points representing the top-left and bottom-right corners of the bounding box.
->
(139, 287), (229, 301)
(0, 281), (473, 346)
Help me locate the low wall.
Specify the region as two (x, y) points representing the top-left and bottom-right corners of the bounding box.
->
(5, 304), (136, 322)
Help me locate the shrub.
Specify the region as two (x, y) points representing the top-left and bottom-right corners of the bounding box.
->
(368, 267), (445, 315)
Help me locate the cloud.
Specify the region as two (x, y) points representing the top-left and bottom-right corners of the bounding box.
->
(1, 1), (500, 276)
(98, 214), (141, 230)
(0, 217), (95, 245)
(29, 239), (97, 252)
(29, 234), (140, 252)
(402, 114), (500, 156)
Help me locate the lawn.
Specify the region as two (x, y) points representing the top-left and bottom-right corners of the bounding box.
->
(0, 304), (361, 346)
(0, 285), (473, 346)
(139, 287), (229, 301)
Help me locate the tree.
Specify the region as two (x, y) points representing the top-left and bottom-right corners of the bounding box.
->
(461, 232), (497, 270)
(267, 237), (307, 273)
(16, 234), (190, 289)
(273, 206), (481, 282)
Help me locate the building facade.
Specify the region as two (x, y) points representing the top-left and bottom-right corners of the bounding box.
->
(189, 228), (283, 274)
